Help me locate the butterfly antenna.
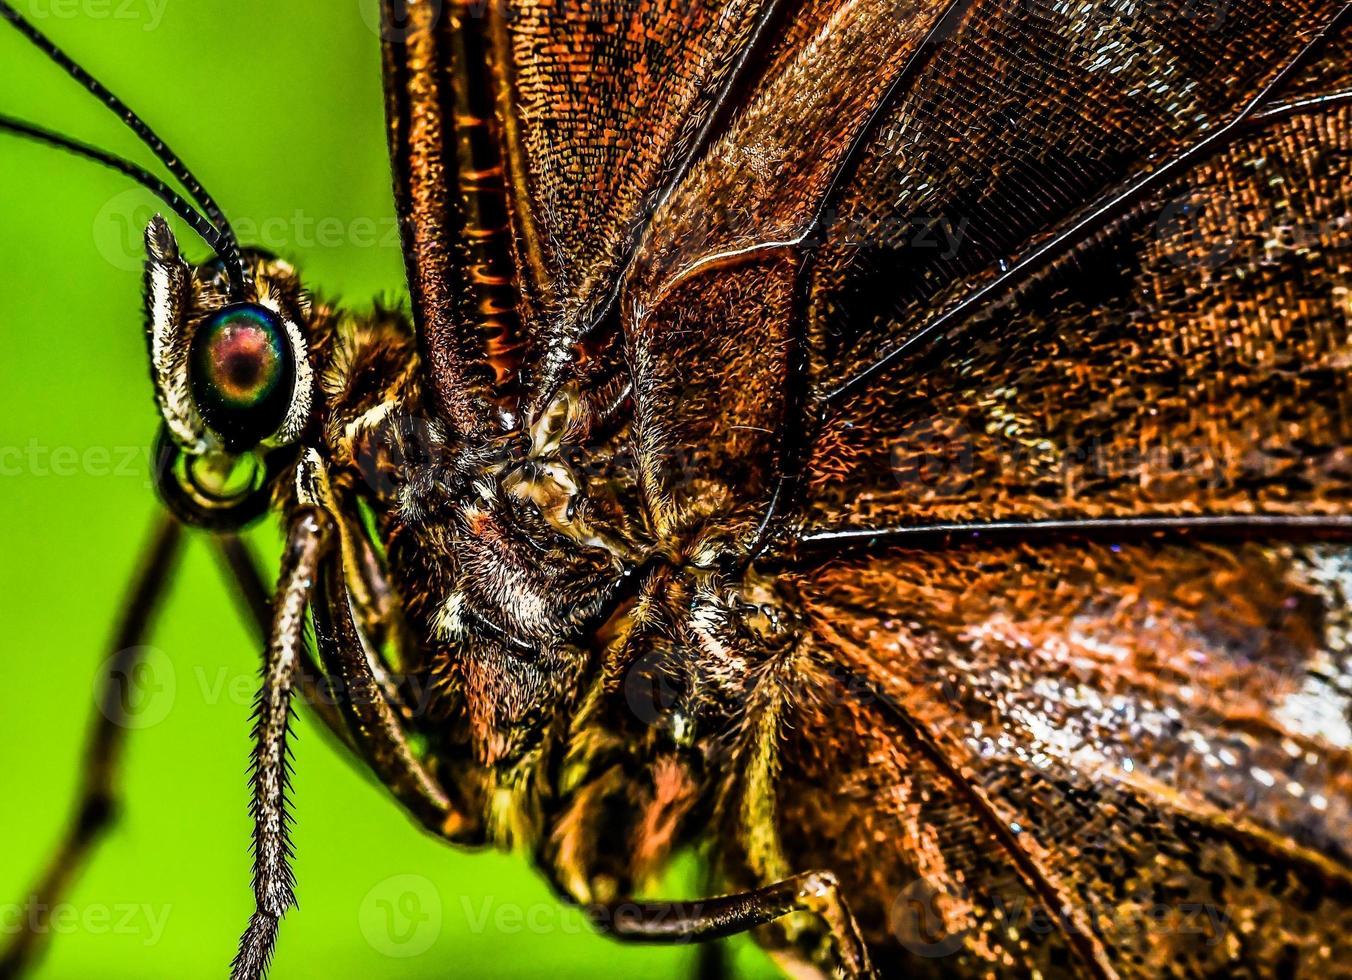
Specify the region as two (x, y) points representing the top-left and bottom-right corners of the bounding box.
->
(0, 114), (238, 285)
(0, 1), (247, 292)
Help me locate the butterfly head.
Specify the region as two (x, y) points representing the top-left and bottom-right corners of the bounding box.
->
(143, 216), (321, 529)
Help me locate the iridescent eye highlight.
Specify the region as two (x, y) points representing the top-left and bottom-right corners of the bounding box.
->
(190, 304), (295, 451)
(199, 307), (283, 407)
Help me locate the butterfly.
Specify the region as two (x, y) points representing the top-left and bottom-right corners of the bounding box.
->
(2, 0), (1350, 977)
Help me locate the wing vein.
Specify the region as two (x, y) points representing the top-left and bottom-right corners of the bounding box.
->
(804, 638), (1122, 980)
(823, 1), (1352, 406)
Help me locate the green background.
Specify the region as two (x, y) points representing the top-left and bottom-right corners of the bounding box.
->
(0, 3), (777, 977)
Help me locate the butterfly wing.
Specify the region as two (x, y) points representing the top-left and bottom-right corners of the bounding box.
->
(622, 0), (1351, 547)
(380, 0), (779, 434)
(736, 538), (1352, 977)
(800, 27), (1352, 539)
(612, 0), (1352, 974)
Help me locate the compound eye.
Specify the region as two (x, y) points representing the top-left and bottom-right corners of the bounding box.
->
(190, 304), (295, 452)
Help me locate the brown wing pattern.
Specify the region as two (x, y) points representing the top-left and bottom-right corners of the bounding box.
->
(382, 0), (784, 431)
(494, 0), (778, 390)
(805, 80), (1352, 535)
(619, 0), (1351, 553)
(615, 4), (1352, 973)
(623, 0), (961, 546)
(384, 0), (515, 436)
(801, 0), (1348, 389)
(742, 540), (1352, 976)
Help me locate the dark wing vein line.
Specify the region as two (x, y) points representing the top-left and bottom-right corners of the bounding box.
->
(822, 1), (1352, 406)
(816, 592), (1352, 896)
(805, 0), (979, 244)
(573, 0), (800, 366)
(800, 515), (1352, 549)
(803, 637), (1121, 980)
(751, 0), (979, 556)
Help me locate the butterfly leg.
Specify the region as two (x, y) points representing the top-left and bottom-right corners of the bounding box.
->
(308, 523), (469, 838)
(212, 533), (356, 754)
(230, 509), (332, 980)
(694, 863), (730, 980)
(289, 450), (470, 837)
(0, 514), (183, 978)
(592, 871), (876, 979)
(694, 937), (729, 980)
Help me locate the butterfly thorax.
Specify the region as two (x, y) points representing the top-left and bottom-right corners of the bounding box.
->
(305, 300), (800, 891)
